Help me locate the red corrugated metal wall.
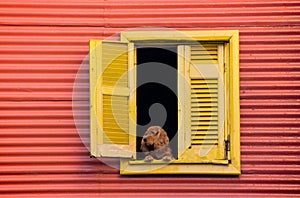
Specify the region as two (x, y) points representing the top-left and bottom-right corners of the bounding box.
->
(0, 0), (299, 197)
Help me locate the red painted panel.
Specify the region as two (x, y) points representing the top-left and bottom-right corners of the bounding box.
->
(0, 0), (299, 197)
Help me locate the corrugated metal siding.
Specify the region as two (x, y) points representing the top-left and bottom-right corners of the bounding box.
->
(0, 0), (299, 197)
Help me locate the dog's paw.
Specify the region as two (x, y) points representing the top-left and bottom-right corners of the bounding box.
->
(162, 155), (173, 161)
(144, 155), (154, 162)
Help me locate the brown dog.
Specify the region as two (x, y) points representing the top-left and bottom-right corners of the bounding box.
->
(141, 126), (174, 162)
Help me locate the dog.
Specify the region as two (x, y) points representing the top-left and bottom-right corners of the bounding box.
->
(140, 126), (174, 162)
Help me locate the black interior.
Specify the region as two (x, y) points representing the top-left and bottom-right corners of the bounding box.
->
(136, 47), (178, 159)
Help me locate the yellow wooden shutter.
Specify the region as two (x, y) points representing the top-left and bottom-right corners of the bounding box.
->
(190, 44), (226, 161)
(90, 40), (136, 159)
(179, 44), (226, 162)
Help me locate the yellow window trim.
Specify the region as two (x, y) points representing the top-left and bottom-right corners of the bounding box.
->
(121, 30), (238, 42)
(119, 30), (240, 175)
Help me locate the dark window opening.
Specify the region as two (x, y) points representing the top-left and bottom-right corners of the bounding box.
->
(136, 47), (178, 160)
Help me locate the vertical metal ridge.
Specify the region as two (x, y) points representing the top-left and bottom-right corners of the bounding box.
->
(0, 0), (299, 197)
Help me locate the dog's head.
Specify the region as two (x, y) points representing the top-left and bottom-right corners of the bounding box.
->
(141, 126), (169, 150)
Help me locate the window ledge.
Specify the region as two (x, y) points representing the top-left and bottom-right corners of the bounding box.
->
(120, 159), (240, 175)
(128, 159), (229, 165)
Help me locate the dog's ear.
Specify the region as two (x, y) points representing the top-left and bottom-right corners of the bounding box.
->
(159, 128), (169, 145)
(154, 128), (169, 148)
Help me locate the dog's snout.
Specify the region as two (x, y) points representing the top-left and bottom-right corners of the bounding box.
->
(143, 138), (147, 143)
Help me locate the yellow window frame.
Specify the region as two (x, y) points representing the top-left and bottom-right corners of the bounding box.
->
(90, 30), (240, 175)
(119, 30), (240, 175)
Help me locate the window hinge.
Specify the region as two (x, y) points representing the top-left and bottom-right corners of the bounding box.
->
(225, 135), (231, 161)
(225, 136), (230, 152)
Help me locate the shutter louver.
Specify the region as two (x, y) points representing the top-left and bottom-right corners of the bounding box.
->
(103, 95), (129, 144)
(190, 44), (220, 147)
(102, 43), (129, 145)
(191, 78), (219, 145)
(191, 44), (218, 64)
